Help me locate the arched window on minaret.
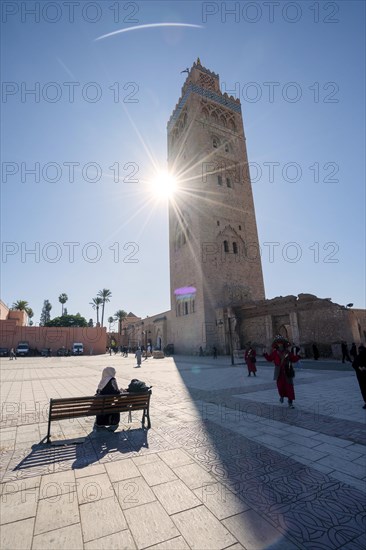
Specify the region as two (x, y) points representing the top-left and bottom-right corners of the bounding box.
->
(233, 242), (238, 254)
(224, 240), (229, 253)
(217, 175), (223, 186)
(226, 177), (232, 188)
(213, 137), (218, 148)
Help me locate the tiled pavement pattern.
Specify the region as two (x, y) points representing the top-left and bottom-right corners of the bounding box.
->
(0, 356), (365, 549)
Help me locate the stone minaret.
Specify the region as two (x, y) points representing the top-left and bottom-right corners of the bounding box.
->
(168, 59), (265, 353)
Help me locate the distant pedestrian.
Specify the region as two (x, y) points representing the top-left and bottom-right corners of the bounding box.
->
(352, 345), (366, 409)
(291, 343), (302, 368)
(341, 341), (351, 363)
(244, 344), (257, 377)
(213, 346), (218, 359)
(9, 348), (16, 360)
(199, 346), (204, 357)
(350, 343), (357, 361)
(264, 336), (300, 408)
(312, 344), (320, 360)
(135, 348), (142, 367)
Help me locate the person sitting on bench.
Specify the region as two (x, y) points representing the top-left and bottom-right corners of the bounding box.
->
(94, 367), (125, 432)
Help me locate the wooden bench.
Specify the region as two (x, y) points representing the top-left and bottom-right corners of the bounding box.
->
(46, 392), (151, 443)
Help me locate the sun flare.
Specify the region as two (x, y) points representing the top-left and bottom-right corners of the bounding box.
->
(150, 171), (177, 199)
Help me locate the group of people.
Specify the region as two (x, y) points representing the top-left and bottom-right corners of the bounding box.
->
(244, 338), (366, 409)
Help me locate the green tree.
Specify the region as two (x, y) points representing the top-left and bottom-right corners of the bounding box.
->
(40, 300), (52, 326)
(114, 310), (127, 336)
(58, 293), (68, 316)
(97, 289), (112, 327)
(45, 314), (88, 328)
(108, 316), (115, 332)
(26, 307), (34, 326)
(12, 300), (29, 311)
(90, 297), (103, 326)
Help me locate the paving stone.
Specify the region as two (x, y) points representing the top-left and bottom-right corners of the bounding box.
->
(0, 475), (41, 495)
(34, 491), (79, 535)
(137, 459), (178, 486)
(0, 487), (39, 525)
(76, 473), (114, 504)
(74, 463), (106, 478)
(313, 442), (362, 461)
(194, 482), (250, 520)
(80, 495), (127, 542)
(39, 470), (76, 499)
(345, 442), (366, 455)
(105, 458), (140, 483)
(124, 501), (179, 549)
(315, 455), (366, 479)
(328, 470), (366, 493)
(146, 536), (190, 549)
(153, 479), (201, 514)
(284, 433), (324, 448)
(0, 517), (34, 549)
(223, 509), (294, 549)
(173, 462), (216, 489)
(84, 529), (137, 549)
(172, 504), (236, 549)
(132, 453), (161, 467)
(158, 449), (194, 468)
(115, 476), (156, 510)
(312, 433), (358, 447)
(32, 523), (83, 549)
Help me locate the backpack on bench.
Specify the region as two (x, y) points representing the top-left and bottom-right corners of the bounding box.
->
(127, 379), (152, 393)
(126, 379), (152, 423)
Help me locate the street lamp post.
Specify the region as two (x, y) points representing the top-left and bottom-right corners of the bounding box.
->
(216, 317), (236, 365)
(227, 317), (235, 366)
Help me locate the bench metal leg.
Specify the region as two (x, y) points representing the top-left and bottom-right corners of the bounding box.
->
(142, 409), (151, 429)
(46, 419), (52, 443)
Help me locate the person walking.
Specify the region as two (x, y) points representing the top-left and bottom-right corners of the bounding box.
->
(264, 336), (300, 408)
(312, 343), (320, 360)
(244, 344), (257, 377)
(341, 341), (351, 363)
(213, 346), (218, 359)
(350, 343), (357, 362)
(291, 343), (302, 368)
(352, 345), (366, 409)
(94, 367), (124, 431)
(9, 348), (16, 360)
(135, 348), (142, 367)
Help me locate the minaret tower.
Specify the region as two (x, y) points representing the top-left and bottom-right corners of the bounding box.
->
(167, 58), (265, 353)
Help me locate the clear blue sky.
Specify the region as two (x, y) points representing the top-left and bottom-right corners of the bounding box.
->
(1, 0), (365, 324)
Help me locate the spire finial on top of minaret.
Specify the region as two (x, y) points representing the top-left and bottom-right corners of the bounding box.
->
(197, 57), (201, 65)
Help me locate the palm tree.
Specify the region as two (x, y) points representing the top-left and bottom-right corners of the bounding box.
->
(58, 293), (68, 316)
(97, 289), (112, 327)
(114, 310), (127, 336)
(12, 300), (29, 311)
(90, 297), (103, 326)
(108, 316), (115, 332)
(26, 307), (34, 326)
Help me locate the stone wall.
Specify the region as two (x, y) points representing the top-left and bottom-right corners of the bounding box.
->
(0, 322), (107, 355)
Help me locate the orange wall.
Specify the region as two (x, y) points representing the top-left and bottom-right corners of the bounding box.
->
(0, 322), (107, 355)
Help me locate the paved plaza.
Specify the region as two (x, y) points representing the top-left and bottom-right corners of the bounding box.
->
(0, 354), (365, 550)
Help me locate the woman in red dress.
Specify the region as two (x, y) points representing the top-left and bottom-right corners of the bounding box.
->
(264, 336), (300, 408)
(244, 344), (257, 377)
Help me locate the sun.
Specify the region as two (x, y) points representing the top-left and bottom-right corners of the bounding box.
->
(150, 171), (177, 199)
